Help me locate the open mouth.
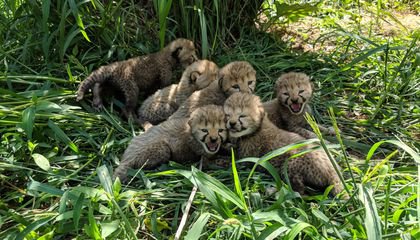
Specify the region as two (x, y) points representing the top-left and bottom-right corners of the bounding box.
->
(205, 142), (220, 153)
(289, 103), (302, 113)
(229, 127), (246, 133)
(228, 126), (252, 138)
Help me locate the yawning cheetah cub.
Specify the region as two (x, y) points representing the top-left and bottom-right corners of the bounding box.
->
(225, 92), (348, 198)
(137, 60), (219, 130)
(76, 38), (198, 119)
(263, 72), (335, 139)
(114, 105), (227, 182)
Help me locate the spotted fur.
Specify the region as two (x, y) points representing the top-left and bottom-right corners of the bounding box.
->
(169, 61), (257, 120)
(224, 92), (348, 198)
(263, 72), (335, 139)
(76, 38), (198, 119)
(114, 105), (227, 183)
(137, 60), (219, 130)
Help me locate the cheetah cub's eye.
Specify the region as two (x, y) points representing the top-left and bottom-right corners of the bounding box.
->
(201, 129), (208, 133)
(283, 92), (289, 96)
(218, 129), (224, 133)
(232, 84), (240, 89)
(299, 90), (304, 94)
(239, 115), (246, 119)
(248, 80), (254, 85)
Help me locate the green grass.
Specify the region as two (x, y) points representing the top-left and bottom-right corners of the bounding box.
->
(1, 0), (419, 239)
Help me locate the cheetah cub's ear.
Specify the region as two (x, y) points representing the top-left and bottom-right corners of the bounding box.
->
(189, 71), (200, 84)
(187, 59), (219, 88)
(169, 38), (199, 68)
(218, 61), (257, 96)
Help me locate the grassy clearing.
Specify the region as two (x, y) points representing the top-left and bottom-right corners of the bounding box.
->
(1, 0), (419, 239)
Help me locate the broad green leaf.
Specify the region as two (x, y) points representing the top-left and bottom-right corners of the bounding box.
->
(38, 230), (54, 240)
(20, 106), (36, 139)
(32, 153), (51, 171)
(184, 213), (210, 240)
(230, 150), (246, 205)
(113, 177), (121, 197)
(176, 169), (233, 218)
(359, 183), (382, 240)
(257, 223), (288, 240)
(15, 217), (55, 240)
(311, 208), (330, 224)
(342, 44), (388, 71)
(101, 220), (120, 238)
(68, 0), (91, 42)
(57, 191), (70, 234)
(198, 7), (208, 58)
(84, 203), (101, 240)
(61, 27), (82, 61)
(48, 119), (79, 153)
(239, 157), (283, 190)
(366, 140), (420, 164)
(71, 186), (108, 201)
(285, 222), (316, 239)
(97, 165), (113, 196)
(36, 101), (62, 113)
(192, 167), (246, 210)
(28, 180), (65, 197)
(73, 192), (85, 232)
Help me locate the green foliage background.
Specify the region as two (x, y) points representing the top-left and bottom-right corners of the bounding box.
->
(0, 0), (419, 239)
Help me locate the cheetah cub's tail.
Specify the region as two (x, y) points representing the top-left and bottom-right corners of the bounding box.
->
(76, 65), (112, 101)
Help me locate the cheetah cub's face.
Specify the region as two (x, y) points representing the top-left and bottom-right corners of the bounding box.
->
(219, 61), (257, 96)
(170, 38), (199, 68)
(189, 105), (227, 154)
(187, 60), (219, 89)
(224, 93), (264, 138)
(276, 72), (313, 115)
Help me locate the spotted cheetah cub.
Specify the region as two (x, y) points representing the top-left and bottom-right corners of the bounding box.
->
(169, 61), (256, 120)
(76, 38), (198, 119)
(137, 60), (219, 130)
(114, 105), (227, 182)
(263, 72), (335, 139)
(224, 92), (347, 198)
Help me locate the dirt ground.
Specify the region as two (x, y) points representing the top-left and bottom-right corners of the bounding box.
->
(261, 9), (419, 52)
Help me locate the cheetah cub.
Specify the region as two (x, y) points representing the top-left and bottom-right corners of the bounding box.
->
(76, 38), (198, 119)
(137, 59), (219, 130)
(224, 92), (348, 198)
(263, 72), (335, 139)
(169, 61), (257, 120)
(114, 105), (227, 182)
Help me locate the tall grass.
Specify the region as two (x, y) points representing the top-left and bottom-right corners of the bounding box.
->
(1, 0), (419, 239)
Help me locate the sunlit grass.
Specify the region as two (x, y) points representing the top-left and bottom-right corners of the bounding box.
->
(1, 0), (419, 239)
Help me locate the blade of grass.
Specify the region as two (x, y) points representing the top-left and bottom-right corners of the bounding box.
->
(15, 216), (55, 240)
(359, 183), (382, 240)
(48, 119), (79, 153)
(183, 212), (211, 240)
(73, 192), (85, 233)
(174, 158), (203, 240)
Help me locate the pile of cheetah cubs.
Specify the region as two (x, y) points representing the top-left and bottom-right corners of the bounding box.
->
(77, 38), (348, 199)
